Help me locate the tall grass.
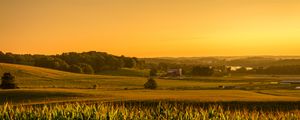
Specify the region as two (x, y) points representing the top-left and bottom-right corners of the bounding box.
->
(1, 101), (300, 120)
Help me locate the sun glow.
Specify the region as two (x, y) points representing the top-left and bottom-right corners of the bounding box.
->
(1, 0), (300, 57)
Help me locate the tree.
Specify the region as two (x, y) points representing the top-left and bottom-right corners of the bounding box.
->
(136, 59), (146, 69)
(35, 56), (69, 70)
(78, 63), (94, 74)
(35, 56), (56, 68)
(150, 68), (157, 77)
(191, 66), (214, 76)
(144, 78), (157, 89)
(158, 62), (169, 71)
(0, 53), (16, 63)
(123, 57), (137, 68)
(69, 65), (83, 73)
(56, 59), (70, 71)
(1, 72), (18, 89)
(0, 51), (140, 73)
(15, 54), (35, 66)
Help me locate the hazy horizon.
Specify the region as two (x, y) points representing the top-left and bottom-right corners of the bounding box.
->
(2, 50), (300, 59)
(1, 0), (300, 57)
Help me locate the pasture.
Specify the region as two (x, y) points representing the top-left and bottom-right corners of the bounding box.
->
(1, 63), (300, 105)
(1, 63), (300, 119)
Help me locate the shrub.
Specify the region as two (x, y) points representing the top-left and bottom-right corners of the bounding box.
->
(92, 84), (98, 89)
(144, 78), (157, 89)
(1, 72), (18, 89)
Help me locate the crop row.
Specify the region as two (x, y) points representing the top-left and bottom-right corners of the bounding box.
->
(0, 102), (300, 120)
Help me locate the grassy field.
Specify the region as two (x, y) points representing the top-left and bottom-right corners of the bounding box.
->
(1, 63), (300, 105)
(97, 68), (150, 77)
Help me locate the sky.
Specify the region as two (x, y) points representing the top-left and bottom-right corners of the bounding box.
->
(1, 0), (300, 57)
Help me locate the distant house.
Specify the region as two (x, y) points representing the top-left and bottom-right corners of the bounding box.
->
(165, 69), (182, 77)
(229, 66), (253, 71)
(280, 80), (300, 84)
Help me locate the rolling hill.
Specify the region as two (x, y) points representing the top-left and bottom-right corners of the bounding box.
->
(1, 63), (300, 105)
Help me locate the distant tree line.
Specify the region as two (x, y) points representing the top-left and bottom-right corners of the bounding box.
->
(143, 57), (300, 68)
(145, 62), (215, 76)
(248, 65), (300, 75)
(2, 51), (300, 75)
(0, 51), (145, 74)
(145, 61), (300, 76)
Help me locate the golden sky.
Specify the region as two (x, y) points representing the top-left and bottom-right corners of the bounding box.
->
(1, 0), (300, 57)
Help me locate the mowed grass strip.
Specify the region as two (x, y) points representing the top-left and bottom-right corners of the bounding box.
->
(102, 90), (300, 102)
(0, 89), (115, 105)
(255, 90), (300, 97)
(2, 89), (300, 105)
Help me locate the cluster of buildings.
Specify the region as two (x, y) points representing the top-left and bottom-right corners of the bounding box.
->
(160, 66), (255, 77)
(163, 69), (183, 77)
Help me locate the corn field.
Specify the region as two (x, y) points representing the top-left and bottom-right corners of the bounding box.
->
(1, 101), (300, 120)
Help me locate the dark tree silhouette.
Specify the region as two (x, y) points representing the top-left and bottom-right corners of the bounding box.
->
(0, 51), (145, 74)
(191, 66), (214, 76)
(144, 78), (157, 89)
(150, 68), (157, 77)
(68, 65), (83, 73)
(79, 63), (94, 74)
(1, 72), (18, 89)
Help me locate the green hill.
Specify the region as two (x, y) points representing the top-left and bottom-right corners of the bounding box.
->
(1, 63), (300, 105)
(0, 63), (229, 90)
(0, 63), (147, 89)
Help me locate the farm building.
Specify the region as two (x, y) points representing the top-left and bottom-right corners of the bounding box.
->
(165, 69), (182, 77)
